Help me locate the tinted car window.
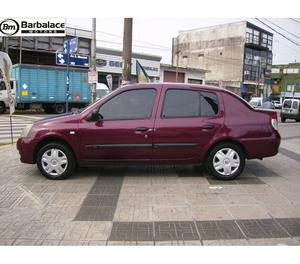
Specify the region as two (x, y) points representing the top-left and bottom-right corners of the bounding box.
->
(200, 91), (219, 116)
(99, 89), (156, 120)
(162, 89), (200, 118)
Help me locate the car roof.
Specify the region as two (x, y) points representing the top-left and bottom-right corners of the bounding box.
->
(122, 82), (226, 93)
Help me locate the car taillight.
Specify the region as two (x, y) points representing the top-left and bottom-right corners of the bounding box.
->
(271, 111), (278, 130)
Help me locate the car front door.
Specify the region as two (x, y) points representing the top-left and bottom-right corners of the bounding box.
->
(78, 88), (159, 162)
(153, 85), (223, 161)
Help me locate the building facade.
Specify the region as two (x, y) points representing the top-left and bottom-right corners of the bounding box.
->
(0, 28), (162, 90)
(172, 21), (273, 98)
(160, 64), (206, 84)
(271, 63), (300, 101)
(96, 48), (161, 90)
(0, 27), (92, 65)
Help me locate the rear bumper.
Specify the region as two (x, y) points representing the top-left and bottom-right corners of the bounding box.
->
(242, 131), (281, 159)
(16, 137), (38, 164)
(280, 112), (299, 119)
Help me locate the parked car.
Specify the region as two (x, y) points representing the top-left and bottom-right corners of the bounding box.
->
(260, 101), (275, 110)
(17, 83), (281, 180)
(249, 97), (263, 108)
(280, 98), (300, 122)
(272, 100), (282, 109)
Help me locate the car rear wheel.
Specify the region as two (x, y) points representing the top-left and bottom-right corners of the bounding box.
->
(281, 117), (286, 123)
(37, 143), (76, 180)
(206, 143), (245, 180)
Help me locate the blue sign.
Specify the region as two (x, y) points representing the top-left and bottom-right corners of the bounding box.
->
(63, 38), (78, 54)
(56, 52), (90, 67)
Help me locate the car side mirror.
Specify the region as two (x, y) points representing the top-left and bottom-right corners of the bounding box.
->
(87, 109), (103, 121)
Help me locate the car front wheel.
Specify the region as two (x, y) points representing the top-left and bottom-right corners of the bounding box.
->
(37, 143), (75, 180)
(206, 143), (245, 180)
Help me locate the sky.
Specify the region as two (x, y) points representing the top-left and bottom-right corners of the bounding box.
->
(67, 18), (300, 66)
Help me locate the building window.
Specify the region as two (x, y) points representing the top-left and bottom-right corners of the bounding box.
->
(188, 79), (203, 84)
(245, 27), (273, 50)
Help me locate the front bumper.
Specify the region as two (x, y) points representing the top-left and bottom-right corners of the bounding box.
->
(16, 137), (38, 164)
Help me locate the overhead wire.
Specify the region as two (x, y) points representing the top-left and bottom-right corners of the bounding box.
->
(263, 18), (300, 40)
(254, 18), (300, 47)
(289, 18), (300, 25)
(248, 18), (300, 54)
(67, 23), (171, 51)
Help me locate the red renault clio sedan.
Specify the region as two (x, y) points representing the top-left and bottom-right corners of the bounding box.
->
(17, 83), (280, 180)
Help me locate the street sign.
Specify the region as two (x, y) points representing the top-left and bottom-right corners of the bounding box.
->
(88, 70), (97, 84)
(56, 52), (90, 67)
(64, 38), (78, 54)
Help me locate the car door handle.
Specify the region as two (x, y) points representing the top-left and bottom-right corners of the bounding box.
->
(135, 127), (151, 133)
(202, 124), (215, 130)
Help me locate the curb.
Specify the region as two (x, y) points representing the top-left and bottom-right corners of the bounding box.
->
(0, 143), (15, 149)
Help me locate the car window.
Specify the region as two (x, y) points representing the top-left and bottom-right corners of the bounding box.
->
(0, 81), (6, 91)
(200, 91), (219, 116)
(162, 89), (200, 118)
(99, 89), (156, 120)
(283, 100), (292, 108)
(292, 101), (298, 110)
(162, 89), (219, 118)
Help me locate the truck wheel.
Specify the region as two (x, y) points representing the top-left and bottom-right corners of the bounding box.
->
(206, 142), (245, 180)
(0, 102), (5, 114)
(36, 143), (76, 180)
(281, 117), (286, 123)
(43, 106), (54, 114)
(54, 104), (65, 114)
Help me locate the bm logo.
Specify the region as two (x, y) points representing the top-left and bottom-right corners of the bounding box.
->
(0, 19), (19, 36)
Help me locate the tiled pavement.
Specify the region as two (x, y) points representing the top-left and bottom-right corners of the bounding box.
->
(0, 136), (300, 245)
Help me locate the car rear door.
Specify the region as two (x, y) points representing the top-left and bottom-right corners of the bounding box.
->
(152, 85), (224, 161)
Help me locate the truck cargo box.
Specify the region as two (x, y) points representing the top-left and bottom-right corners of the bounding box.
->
(12, 64), (91, 106)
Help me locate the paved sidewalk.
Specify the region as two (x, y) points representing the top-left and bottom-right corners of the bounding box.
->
(0, 137), (300, 245)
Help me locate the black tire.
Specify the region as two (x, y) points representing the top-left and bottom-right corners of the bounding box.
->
(36, 143), (76, 180)
(54, 104), (66, 114)
(206, 142), (245, 180)
(43, 106), (54, 114)
(281, 117), (286, 123)
(0, 102), (5, 114)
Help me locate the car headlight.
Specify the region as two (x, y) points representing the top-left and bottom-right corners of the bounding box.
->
(20, 124), (33, 138)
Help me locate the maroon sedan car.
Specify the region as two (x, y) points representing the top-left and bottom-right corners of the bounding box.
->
(17, 83), (280, 180)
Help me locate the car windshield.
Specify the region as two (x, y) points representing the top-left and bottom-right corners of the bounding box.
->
(96, 89), (109, 99)
(249, 100), (259, 107)
(283, 100), (292, 108)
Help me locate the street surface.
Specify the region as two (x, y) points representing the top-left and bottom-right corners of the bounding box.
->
(0, 113), (299, 245)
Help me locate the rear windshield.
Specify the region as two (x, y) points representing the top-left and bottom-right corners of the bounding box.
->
(283, 100), (292, 108)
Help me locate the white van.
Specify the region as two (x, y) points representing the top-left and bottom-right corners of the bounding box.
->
(96, 83), (110, 100)
(280, 99), (300, 122)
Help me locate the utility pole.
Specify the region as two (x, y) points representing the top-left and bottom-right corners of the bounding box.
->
(91, 18), (97, 103)
(5, 37), (9, 53)
(122, 18), (132, 85)
(19, 37), (22, 64)
(175, 37), (179, 82)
